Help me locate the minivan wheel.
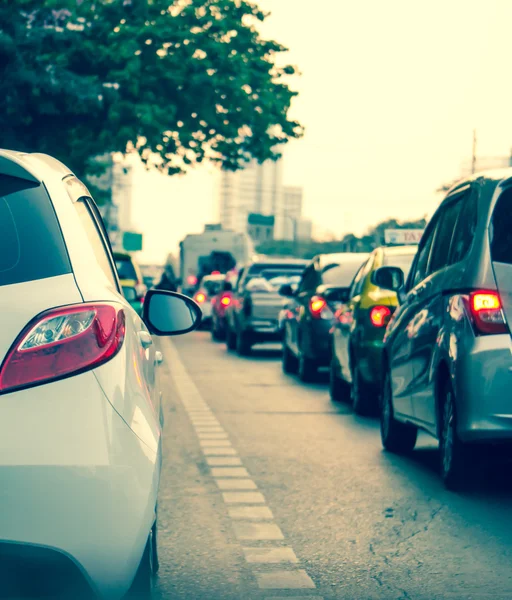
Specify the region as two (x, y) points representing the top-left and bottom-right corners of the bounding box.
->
(329, 359), (350, 402)
(127, 530), (155, 599)
(226, 326), (237, 351)
(380, 367), (417, 453)
(352, 366), (374, 416)
(440, 381), (469, 490)
(282, 343), (298, 375)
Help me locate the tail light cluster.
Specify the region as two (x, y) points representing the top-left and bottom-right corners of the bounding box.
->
(220, 295), (231, 307)
(467, 291), (508, 335)
(194, 292), (207, 304)
(309, 296), (334, 320)
(369, 305), (392, 328)
(0, 303), (126, 394)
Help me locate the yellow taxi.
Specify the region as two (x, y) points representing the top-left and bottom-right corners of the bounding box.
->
(113, 251), (147, 315)
(330, 245), (417, 414)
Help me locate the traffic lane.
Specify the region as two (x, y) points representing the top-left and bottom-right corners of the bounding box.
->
(154, 340), (253, 600)
(175, 332), (512, 599)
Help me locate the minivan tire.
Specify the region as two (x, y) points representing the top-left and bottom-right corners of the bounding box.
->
(330, 359), (350, 402)
(380, 367), (417, 453)
(282, 343), (298, 374)
(440, 379), (469, 491)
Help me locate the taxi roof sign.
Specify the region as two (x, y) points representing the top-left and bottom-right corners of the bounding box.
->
(384, 229), (424, 245)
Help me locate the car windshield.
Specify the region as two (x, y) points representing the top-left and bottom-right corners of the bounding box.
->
(115, 257), (137, 280)
(384, 252), (416, 280)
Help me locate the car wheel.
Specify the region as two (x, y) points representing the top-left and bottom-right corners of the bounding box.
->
(329, 359), (350, 402)
(226, 326), (237, 351)
(440, 380), (470, 490)
(298, 351), (317, 383)
(127, 529), (155, 599)
(352, 365), (374, 416)
(380, 366), (417, 453)
(236, 330), (252, 356)
(282, 343), (298, 374)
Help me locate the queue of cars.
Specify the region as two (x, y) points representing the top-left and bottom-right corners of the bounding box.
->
(200, 168), (512, 490)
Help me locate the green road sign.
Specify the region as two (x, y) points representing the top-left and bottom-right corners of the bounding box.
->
(123, 231), (143, 252)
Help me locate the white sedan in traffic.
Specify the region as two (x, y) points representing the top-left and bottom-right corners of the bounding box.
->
(0, 149), (201, 599)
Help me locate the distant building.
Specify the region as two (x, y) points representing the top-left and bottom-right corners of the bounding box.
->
(296, 218), (313, 241)
(274, 185), (304, 240)
(247, 213), (275, 244)
(219, 160), (283, 233)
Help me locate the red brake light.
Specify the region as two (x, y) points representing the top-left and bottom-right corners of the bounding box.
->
(370, 305), (392, 327)
(0, 303), (125, 394)
(309, 296), (333, 320)
(212, 271), (221, 275)
(220, 295), (231, 307)
(187, 275), (198, 286)
(194, 292), (206, 303)
(469, 291), (508, 335)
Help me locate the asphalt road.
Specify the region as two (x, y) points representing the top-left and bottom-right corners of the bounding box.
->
(154, 332), (512, 600)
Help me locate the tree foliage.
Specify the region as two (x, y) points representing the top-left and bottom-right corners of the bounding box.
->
(0, 0), (303, 178)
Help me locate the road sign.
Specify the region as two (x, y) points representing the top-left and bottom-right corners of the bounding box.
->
(384, 229), (424, 245)
(123, 231), (143, 252)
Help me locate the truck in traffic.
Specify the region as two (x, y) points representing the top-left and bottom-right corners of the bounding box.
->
(179, 224), (254, 295)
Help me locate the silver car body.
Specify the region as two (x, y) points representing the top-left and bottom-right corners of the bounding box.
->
(0, 150), (162, 598)
(384, 169), (512, 442)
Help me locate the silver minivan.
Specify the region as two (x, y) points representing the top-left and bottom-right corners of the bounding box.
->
(373, 169), (512, 489)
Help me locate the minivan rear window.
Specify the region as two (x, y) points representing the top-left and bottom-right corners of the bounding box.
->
(322, 259), (367, 286)
(491, 189), (512, 264)
(0, 174), (71, 287)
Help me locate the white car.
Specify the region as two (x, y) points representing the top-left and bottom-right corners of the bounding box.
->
(0, 150), (201, 599)
(193, 274), (226, 325)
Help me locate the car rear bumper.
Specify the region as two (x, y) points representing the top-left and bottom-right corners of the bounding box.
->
(0, 372), (159, 599)
(245, 318), (283, 342)
(357, 339), (385, 387)
(457, 334), (512, 443)
(304, 321), (332, 364)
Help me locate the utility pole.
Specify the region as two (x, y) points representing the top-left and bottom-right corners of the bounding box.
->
(471, 129), (477, 174)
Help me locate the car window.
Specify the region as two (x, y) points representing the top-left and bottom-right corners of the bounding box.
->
(383, 253), (416, 281)
(321, 259), (367, 286)
(115, 257), (138, 281)
(408, 216), (438, 289)
(428, 199), (462, 274)
(0, 174), (71, 287)
(449, 191), (477, 265)
(490, 188), (512, 264)
(75, 199), (118, 288)
(349, 260), (369, 299)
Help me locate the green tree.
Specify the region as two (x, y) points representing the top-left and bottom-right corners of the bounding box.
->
(0, 0), (303, 179)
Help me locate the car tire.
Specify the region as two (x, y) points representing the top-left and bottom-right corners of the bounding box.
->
(352, 365), (374, 416)
(440, 379), (470, 491)
(329, 359), (350, 402)
(236, 330), (252, 356)
(127, 528), (155, 599)
(380, 366), (417, 454)
(282, 343), (298, 375)
(226, 326), (237, 351)
(298, 351), (317, 383)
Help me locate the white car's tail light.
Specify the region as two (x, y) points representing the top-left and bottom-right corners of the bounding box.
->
(468, 291), (508, 335)
(0, 303), (126, 394)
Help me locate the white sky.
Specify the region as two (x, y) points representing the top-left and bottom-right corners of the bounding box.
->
(134, 0), (512, 264)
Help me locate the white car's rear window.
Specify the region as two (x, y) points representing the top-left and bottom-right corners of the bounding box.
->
(0, 174), (71, 287)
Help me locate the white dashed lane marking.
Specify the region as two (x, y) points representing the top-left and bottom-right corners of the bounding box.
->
(242, 547), (299, 564)
(166, 340), (322, 598)
(233, 522), (284, 541)
(228, 506), (274, 520)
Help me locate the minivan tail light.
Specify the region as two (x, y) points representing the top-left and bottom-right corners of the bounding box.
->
(468, 291), (508, 335)
(309, 296), (334, 320)
(370, 305), (392, 327)
(220, 295), (231, 307)
(0, 303), (125, 394)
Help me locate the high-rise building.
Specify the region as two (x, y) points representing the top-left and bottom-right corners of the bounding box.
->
(275, 185), (304, 240)
(219, 159), (283, 233)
